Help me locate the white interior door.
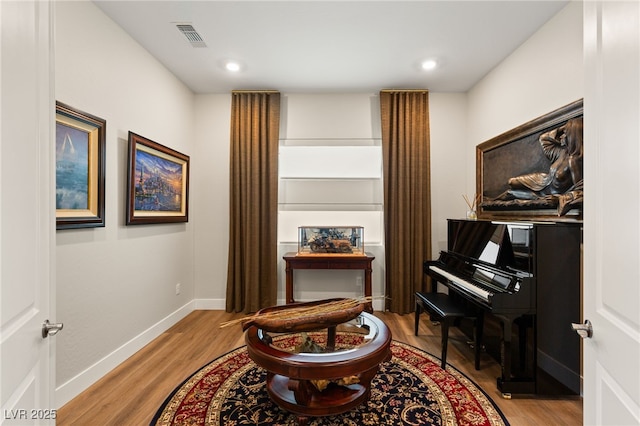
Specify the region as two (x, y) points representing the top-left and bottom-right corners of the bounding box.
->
(583, 1), (640, 425)
(0, 1), (56, 425)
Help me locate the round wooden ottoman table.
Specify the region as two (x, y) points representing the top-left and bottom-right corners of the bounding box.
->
(245, 311), (392, 425)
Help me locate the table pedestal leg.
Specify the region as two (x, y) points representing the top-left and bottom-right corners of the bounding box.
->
(288, 378), (312, 406)
(327, 326), (336, 351)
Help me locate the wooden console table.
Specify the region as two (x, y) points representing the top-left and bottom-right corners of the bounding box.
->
(283, 252), (375, 311)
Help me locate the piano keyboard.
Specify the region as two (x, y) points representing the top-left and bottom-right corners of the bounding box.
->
(429, 265), (493, 302)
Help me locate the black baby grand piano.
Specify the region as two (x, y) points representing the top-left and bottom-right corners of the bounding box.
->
(425, 219), (582, 396)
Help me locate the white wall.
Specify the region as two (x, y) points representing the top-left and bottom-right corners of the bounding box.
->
(55, 1), (196, 406)
(466, 1), (584, 193)
(429, 93), (469, 254)
(192, 94), (231, 305)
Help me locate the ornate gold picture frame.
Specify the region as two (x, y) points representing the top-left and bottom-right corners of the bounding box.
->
(476, 99), (583, 221)
(55, 101), (106, 230)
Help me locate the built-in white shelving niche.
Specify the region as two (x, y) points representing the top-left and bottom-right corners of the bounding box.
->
(278, 140), (384, 245)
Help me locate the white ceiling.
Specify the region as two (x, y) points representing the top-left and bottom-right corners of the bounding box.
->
(94, 1), (569, 94)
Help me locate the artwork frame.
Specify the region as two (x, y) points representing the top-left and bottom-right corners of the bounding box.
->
(126, 132), (189, 225)
(55, 101), (106, 230)
(476, 99), (583, 222)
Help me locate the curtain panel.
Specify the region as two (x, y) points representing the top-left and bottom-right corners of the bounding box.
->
(380, 90), (432, 314)
(226, 91), (280, 313)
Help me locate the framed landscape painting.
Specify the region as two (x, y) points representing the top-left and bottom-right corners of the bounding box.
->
(126, 132), (190, 225)
(55, 101), (106, 230)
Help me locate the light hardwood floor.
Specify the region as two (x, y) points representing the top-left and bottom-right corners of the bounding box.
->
(57, 310), (582, 425)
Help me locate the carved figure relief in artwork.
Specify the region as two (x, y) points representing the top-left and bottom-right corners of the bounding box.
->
(483, 117), (583, 216)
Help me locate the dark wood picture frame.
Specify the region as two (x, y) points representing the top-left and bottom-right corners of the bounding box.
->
(55, 101), (106, 230)
(476, 99), (583, 221)
(126, 132), (189, 225)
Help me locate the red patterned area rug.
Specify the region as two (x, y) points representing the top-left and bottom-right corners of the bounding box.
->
(151, 339), (509, 426)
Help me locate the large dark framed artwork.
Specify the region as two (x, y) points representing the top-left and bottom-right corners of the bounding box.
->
(476, 99), (583, 221)
(126, 132), (189, 225)
(55, 101), (106, 230)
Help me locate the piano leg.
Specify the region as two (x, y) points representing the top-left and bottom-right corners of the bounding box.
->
(495, 314), (536, 397)
(474, 311), (484, 371)
(501, 316), (513, 388)
(414, 301), (422, 335)
(515, 315), (535, 372)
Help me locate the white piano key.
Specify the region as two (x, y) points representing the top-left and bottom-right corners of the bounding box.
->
(429, 265), (493, 302)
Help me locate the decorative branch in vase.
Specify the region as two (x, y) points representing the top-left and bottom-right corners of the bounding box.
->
(463, 194), (479, 220)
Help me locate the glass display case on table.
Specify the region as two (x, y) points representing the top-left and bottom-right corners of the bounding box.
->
(298, 226), (364, 255)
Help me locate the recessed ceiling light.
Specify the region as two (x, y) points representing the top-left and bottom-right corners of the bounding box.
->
(421, 59), (437, 71)
(225, 62), (241, 72)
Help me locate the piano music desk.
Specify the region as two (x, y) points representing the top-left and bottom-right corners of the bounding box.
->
(414, 291), (483, 370)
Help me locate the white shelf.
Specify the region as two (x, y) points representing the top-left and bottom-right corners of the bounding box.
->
(279, 146), (382, 179)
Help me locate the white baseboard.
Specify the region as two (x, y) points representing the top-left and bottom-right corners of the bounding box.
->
(194, 298), (226, 310)
(55, 300), (195, 408)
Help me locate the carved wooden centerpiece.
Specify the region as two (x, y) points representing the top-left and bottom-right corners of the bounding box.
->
(239, 298), (392, 425)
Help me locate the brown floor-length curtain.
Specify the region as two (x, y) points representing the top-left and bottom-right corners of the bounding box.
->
(226, 91), (280, 313)
(380, 90), (432, 314)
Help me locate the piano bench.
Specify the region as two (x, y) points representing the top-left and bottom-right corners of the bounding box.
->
(414, 292), (483, 370)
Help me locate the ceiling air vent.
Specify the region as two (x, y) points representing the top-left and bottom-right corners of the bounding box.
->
(176, 24), (207, 48)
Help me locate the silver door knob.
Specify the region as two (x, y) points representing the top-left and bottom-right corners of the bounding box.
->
(42, 319), (63, 338)
(571, 319), (593, 339)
